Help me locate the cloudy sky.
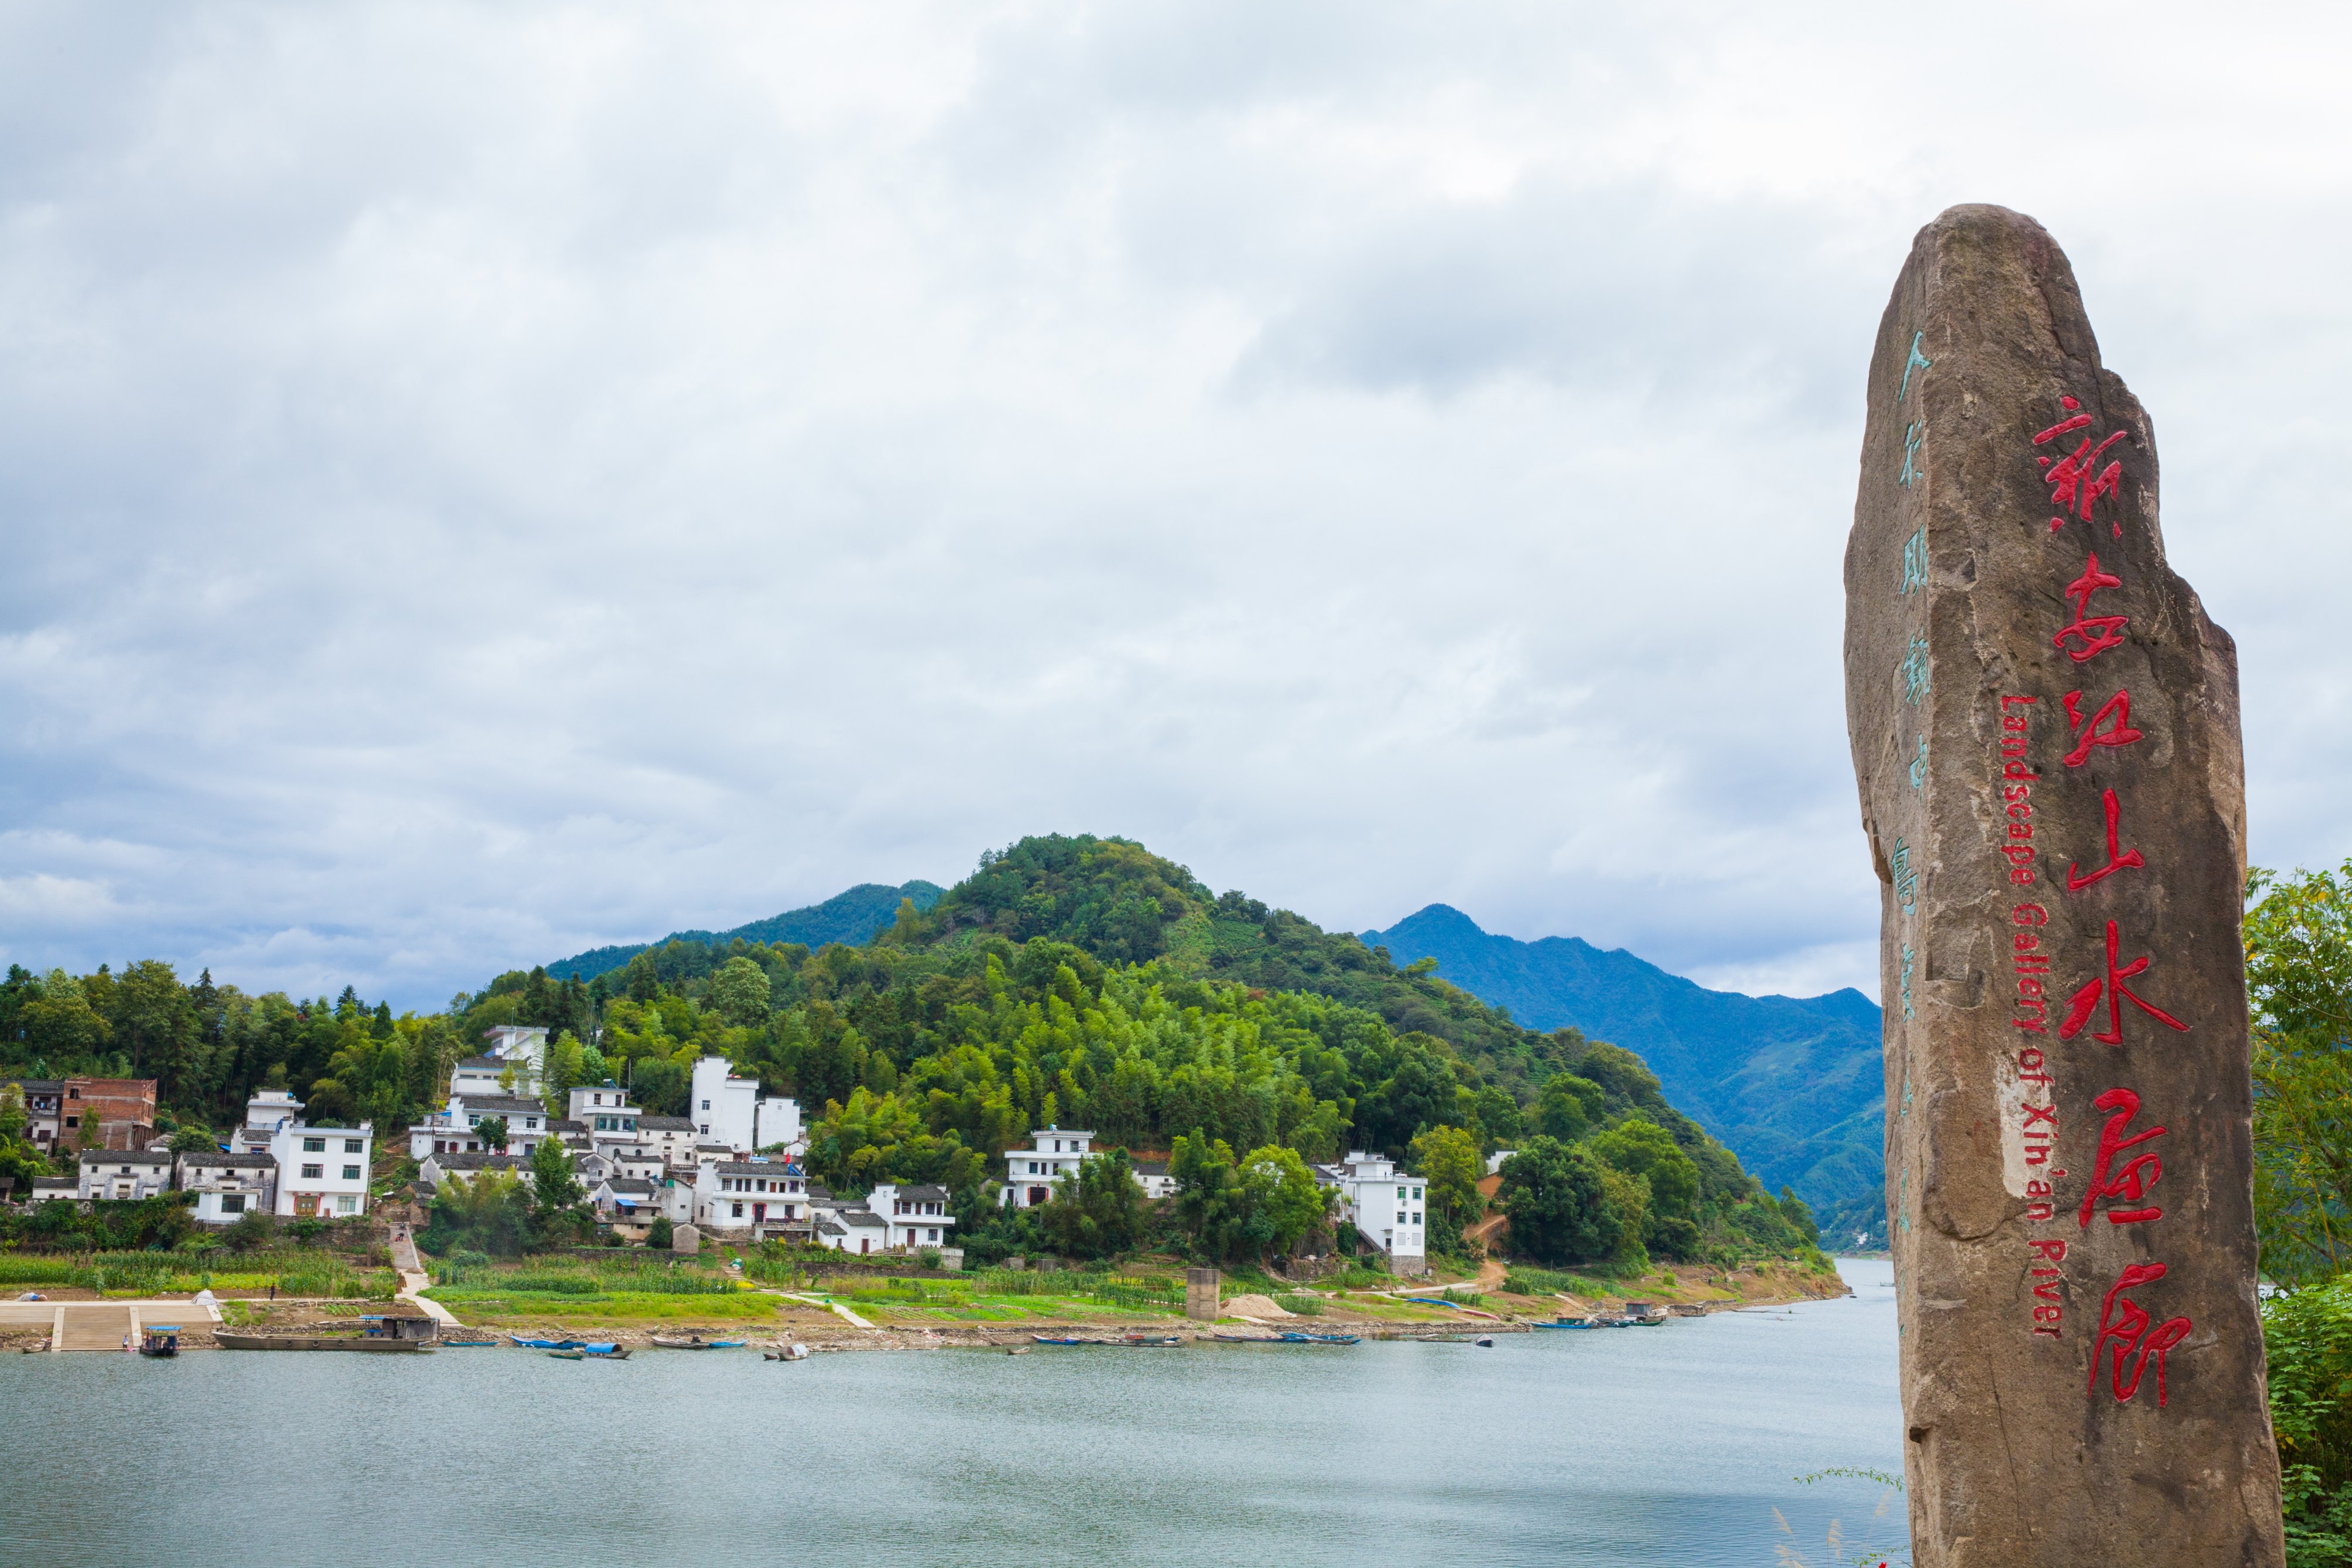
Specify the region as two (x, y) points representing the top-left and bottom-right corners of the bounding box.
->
(4, 2), (2347, 1012)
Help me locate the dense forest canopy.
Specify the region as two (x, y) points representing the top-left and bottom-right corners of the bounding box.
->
(0, 834), (1822, 1268)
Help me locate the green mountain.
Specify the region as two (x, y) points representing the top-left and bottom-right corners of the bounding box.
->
(1359, 904), (1886, 1246)
(544, 881), (946, 982)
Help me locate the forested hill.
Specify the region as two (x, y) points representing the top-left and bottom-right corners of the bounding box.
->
(1359, 904), (1885, 1245)
(545, 881), (945, 982)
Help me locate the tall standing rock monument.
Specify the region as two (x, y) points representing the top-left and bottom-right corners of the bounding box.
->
(1843, 205), (2283, 1566)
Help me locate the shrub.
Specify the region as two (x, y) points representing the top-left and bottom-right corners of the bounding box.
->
(1273, 1293), (1323, 1317)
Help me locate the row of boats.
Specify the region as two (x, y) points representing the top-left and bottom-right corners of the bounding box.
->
(1028, 1330), (1363, 1346)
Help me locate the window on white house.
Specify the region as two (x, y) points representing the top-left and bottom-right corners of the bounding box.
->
(731, 1202), (744, 1218)
(302, 1164), (323, 1179)
(221, 1195), (245, 1214)
(701, 1099), (711, 1110)
(303, 1137), (325, 1152)
(343, 1166), (361, 1181)
(337, 1196), (357, 1213)
(345, 1138), (363, 1154)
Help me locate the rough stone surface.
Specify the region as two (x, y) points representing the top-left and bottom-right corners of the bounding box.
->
(1185, 1266), (1220, 1322)
(1843, 205), (2282, 1567)
(671, 1222), (700, 1255)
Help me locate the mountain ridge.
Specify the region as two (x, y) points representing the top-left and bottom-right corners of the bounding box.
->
(1359, 903), (1886, 1243)
(544, 880), (946, 982)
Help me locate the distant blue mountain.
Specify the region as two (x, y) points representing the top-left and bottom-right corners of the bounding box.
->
(1359, 904), (1886, 1244)
(546, 881), (947, 983)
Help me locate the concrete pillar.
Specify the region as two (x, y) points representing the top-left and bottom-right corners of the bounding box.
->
(1185, 1267), (1220, 1321)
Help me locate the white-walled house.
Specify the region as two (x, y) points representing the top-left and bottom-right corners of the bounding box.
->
(694, 1158), (810, 1241)
(452, 1027), (546, 1098)
(177, 1152), (278, 1223)
(1132, 1159), (1177, 1201)
(230, 1089), (306, 1157)
(270, 1122), (373, 1219)
(866, 1183), (954, 1250)
(687, 1057), (801, 1155)
(566, 1084), (642, 1138)
(815, 1206), (890, 1255)
(1314, 1151), (1426, 1276)
(635, 1116), (699, 1169)
(406, 1095), (555, 1160)
(78, 1149), (174, 1202)
(998, 1126), (1095, 1209)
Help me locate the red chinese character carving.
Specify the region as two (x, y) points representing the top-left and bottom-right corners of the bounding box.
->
(2060, 919), (2191, 1045)
(2066, 787), (2145, 891)
(2077, 1086), (2166, 1228)
(2090, 1262), (2192, 1407)
(2053, 553), (2128, 663)
(2036, 396), (2128, 537)
(2062, 688), (2143, 767)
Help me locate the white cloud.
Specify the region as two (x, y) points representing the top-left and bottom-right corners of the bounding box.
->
(1, 0), (2348, 1008)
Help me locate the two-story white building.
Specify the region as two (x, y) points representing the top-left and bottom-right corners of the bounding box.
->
(867, 1183), (954, 1249)
(230, 1089), (307, 1157)
(694, 1158), (810, 1241)
(406, 1094), (555, 1160)
(78, 1148), (175, 1202)
(1314, 1151), (1426, 1276)
(270, 1121), (373, 1219)
(177, 1151), (279, 1223)
(634, 1115), (700, 1169)
(687, 1057), (800, 1155)
(999, 1126), (1096, 1208)
(567, 1084), (643, 1141)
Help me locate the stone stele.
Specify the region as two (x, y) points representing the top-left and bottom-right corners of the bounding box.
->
(1843, 204), (2283, 1567)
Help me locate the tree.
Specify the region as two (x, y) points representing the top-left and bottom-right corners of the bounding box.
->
(1040, 1148), (1147, 1260)
(1589, 1117), (1700, 1221)
(647, 1215), (674, 1249)
(1170, 1127), (1240, 1255)
(707, 957), (773, 1028)
(1778, 1185), (1820, 1246)
(167, 1126), (218, 1154)
(1498, 1136), (1633, 1266)
(475, 1116), (509, 1154)
(2247, 862), (2352, 1286)
(1410, 1124), (1486, 1232)
(1235, 1145), (1326, 1261)
(543, 1031), (587, 1116)
(420, 1171), (532, 1256)
(529, 1134), (590, 1241)
(1537, 1074), (1603, 1141)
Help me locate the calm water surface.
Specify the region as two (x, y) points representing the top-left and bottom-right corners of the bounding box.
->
(1, 1259), (1902, 1567)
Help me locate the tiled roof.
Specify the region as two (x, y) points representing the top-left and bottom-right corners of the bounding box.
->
(711, 1160), (803, 1176)
(455, 1096), (546, 1116)
(81, 1149), (172, 1165)
(602, 1179), (658, 1196)
(178, 1152), (276, 1168)
(637, 1116), (694, 1131)
(896, 1185), (948, 1201)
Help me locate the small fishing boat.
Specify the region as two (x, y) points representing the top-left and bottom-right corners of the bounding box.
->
(1532, 1319), (1599, 1330)
(1304, 1333), (1360, 1345)
(509, 1335), (586, 1350)
(650, 1335), (744, 1349)
(763, 1343), (810, 1362)
(547, 1349), (585, 1360)
(1211, 1333), (1267, 1342)
(1121, 1334), (1181, 1346)
(1031, 1335), (1097, 1346)
(139, 1326), (182, 1358)
(441, 1338), (499, 1347)
(1475, 1336), (1496, 1348)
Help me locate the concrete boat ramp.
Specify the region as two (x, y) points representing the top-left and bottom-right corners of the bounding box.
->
(2, 1296), (225, 1353)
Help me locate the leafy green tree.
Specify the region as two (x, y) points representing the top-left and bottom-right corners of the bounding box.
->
(647, 1215), (674, 1249)
(1040, 1148), (1147, 1259)
(1589, 1117), (1700, 1219)
(1537, 1074), (1603, 1141)
(0, 1086), (50, 1198)
(707, 956), (773, 1028)
(1171, 1128), (1241, 1256)
(1499, 1136), (1632, 1266)
(475, 1116), (509, 1153)
(529, 1134), (590, 1241)
(2247, 862), (2352, 1286)
(1471, 1085), (1523, 1148)
(1778, 1185), (1820, 1246)
(1235, 1145), (1326, 1262)
(1410, 1124), (1486, 1232)
(167, 1126), (218, 1154)
(421, 1170), (532, 1256)
(2264, 1273), (2352, 1559)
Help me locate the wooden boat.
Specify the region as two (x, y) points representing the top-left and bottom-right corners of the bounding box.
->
(547, 1349), (585, 1359)
(510, 1333), (585, 1350)
(216, 1331), (435, 1353)
(1305, 1333), (1361, 1345)
(1475, 1336), (1496, 1348)
(1030, 1335), (1097, 1346)
(650, 1335), (743, 1349)
(1121, 1335), (1182, 1346)
(139, 1326), (182, 1358)
(1532, 1319), (1599, 1330)
(442, 1339), (499, 1347)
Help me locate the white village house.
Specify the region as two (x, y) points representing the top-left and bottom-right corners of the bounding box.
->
(866, 1183), (954, 1250)
(78, 1148), (173, 1202)
(406, 1095), (554, 1160)
(271, 1121), (373, 1218)
(177, 1151), (279, 1223)
(693, 1158), (810, 1242)
(689, 1057), (801, 1155)
(229, 1089), (306, 1156)
(1314, 1150), (1426, 1276)
(998, 1128), (1177, 1207)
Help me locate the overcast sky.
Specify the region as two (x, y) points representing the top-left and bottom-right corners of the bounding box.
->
(3, 2), (2347, 1012)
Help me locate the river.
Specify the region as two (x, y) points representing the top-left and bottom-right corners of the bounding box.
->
(0, 1259), (1903, 1567)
